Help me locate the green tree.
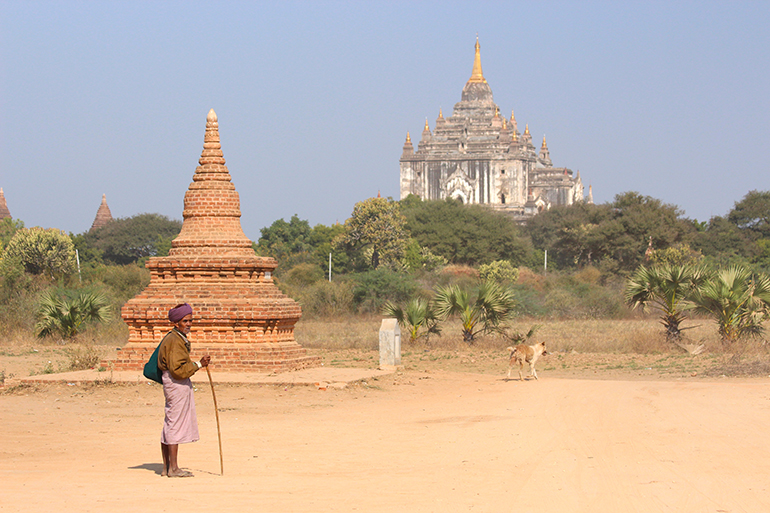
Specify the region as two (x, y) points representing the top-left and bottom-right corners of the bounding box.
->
(401, 197), (536, 267)
(625, 264), (708, 340)
(77, 213), (181, 265)
(692, 265), (770, 344)
(308, 222), (351, 275)
(727, 190), (770, 241)
(433, 281), (517, 343)
(336, 197), (408, 270)
(35, 290), (112, 339)
(382, 298), (441, 343)
(692, 215), (756, 267)
(255, 218), (350, 276)
(255, 215), (312, 260)
(525, 201), (610, 269)
(526, 192), (695, 273)
(0, 227), (76, 279)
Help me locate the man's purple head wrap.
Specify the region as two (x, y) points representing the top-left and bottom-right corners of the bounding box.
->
(168, 303), (193, 323)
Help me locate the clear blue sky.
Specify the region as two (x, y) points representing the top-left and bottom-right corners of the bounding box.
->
(1, 1), (768, 241)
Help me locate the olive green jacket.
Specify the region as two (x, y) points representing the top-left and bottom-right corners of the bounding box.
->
(158, 328), (199, 380)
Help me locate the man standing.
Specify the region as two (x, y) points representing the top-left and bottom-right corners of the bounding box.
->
(158, 303), (211, 478)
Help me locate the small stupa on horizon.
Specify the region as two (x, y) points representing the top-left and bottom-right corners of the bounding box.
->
(89, 194), (113, 231)
(0, 188), (11, 220)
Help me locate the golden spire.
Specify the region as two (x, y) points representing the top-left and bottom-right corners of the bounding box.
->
(542, 135), (547, 147)
(468, 36), (486, 84)
(510, 110), (516, 122)
(512, 130), (518, 142)
(405, 132), (411, 143)
(524, 124), (530, 135)
(424, 118), (430, 131)
(494, 106), (500, 118)
(502, 118), (507, 130)
(438, 108), (443, 119)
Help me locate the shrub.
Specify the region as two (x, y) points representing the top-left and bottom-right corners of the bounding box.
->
(296, 279), (355, 318)
(692, 265), (770, 344)
(1, 227), (76, 279)
(434, 281), (517, 343)
(0, 273), (49, 336)
(83, 264), (150, 306)
(284, 262), (325, 287)
(35, 290), (112, 340)
(66, 342), (103, 370)
(436, 265), (480, 290)
(382, 298), (441, 343)
(479, 260), (519, 284)
(352, 268), (419, 313)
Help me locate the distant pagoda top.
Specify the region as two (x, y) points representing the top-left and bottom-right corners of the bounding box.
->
(89, 194), (113, 231)
(0, 188), (11, 220)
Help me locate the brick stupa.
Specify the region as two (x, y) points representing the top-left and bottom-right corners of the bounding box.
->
(89, 194), (113, 231)
(111, 109), (317, 372)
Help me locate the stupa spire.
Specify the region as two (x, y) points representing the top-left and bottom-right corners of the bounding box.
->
(89, 193), (113, 231)
(468, 36), (486, 84)
(0, 188), (10, 220)
(539, 134), (552, 165)
(170, 108), (252, 257)
(402, 131), (414, 158)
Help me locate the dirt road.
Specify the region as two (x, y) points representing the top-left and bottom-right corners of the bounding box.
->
(2, 371), (769, 512)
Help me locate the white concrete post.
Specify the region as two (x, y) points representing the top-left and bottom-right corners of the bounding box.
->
(379, 318), (401, 370)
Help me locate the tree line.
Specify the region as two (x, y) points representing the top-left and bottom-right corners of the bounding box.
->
(2, 190), (770, 345)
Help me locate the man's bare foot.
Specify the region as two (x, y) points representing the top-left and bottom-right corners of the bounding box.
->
(161, 469), (168, 477)
(168, 469), (193, 478)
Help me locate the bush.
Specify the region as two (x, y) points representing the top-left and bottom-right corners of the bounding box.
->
(436, 265), (480, 290)
(295, 279), (355, 317)
(284, 262), (325, 287)
(82, 264), (150, 306)
(352, 268), (419, 313)
(1, 227), (76, 279)
(35, 290), (112, 340)
(66, 342), (103, 370)
(479, 260), (519, 284)
(0, 273), (48, 336)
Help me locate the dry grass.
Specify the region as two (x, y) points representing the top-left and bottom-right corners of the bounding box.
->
(296, 315), (727, 354)
(2, 315), (768, 380)
(295, 314), (770, 378)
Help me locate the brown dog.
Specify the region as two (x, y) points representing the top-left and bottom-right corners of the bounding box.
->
(506, 341), (548, 380)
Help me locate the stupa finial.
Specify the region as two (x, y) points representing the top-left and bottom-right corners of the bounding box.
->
(468, 36), (486, 84)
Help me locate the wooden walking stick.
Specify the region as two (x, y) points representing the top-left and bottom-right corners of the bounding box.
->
(205, 366), (224, 476)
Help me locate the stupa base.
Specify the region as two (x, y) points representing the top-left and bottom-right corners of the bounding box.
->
(105, 341), (320, 373)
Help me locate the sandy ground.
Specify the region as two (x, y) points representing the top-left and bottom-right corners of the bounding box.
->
(2, 368), (769, 513)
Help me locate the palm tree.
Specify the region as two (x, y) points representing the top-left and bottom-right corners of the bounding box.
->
(382, 298), (441, 343)
(691, 265), (770, 344)
(433, 281), (516, 343)
(35, 291), (112, 340)
(625, 263), (708, 340)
